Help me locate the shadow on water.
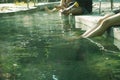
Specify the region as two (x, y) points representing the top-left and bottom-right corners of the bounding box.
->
(0, 11), (120, 80)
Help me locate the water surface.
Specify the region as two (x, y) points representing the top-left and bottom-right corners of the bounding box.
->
(0, 11), (120, 80)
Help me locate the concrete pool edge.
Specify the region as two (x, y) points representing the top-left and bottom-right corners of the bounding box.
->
(0, 2), (60, 17)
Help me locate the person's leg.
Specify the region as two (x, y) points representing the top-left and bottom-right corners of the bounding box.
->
(61, 0), (72, 5)
(60, 0), (65, 6)
(44, 6), (57, 13)
(70, 7), (83, 15)
(62, 7), (84, 15)
(83, 13), (120, 38)
(44, 0), (67, 13)
(82, 13), (114, 37)
(59, 0), (72, 9)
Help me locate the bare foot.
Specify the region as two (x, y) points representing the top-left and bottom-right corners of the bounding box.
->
(63, 36), (83, 42)
(44, 6), (53, 13)
(69, 36), (82, 41)
(54, 5), (64, 10)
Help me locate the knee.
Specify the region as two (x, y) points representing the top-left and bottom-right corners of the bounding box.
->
(102, 19), (112, 26)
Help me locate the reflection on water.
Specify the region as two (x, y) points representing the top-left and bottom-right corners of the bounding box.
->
(0, 11), (120, 80)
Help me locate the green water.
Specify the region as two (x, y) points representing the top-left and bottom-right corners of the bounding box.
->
(0, 11), (120, 80)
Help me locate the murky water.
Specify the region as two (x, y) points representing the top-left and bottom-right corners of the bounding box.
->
(0, 11), (120, 80)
